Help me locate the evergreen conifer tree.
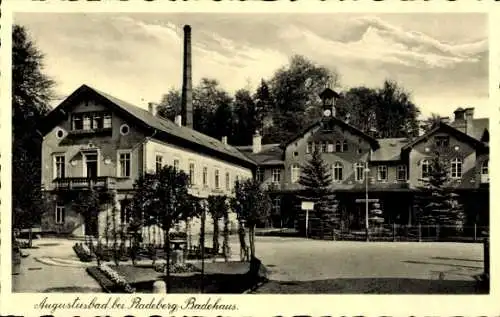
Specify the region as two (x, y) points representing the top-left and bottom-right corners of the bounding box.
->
(298, 148), (340, 239)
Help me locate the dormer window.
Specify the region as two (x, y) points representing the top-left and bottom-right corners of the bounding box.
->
(435, 136), (449, 148)
(72, 112), (112, 131)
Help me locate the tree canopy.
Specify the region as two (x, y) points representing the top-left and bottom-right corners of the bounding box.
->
(12, 24), (55, 230)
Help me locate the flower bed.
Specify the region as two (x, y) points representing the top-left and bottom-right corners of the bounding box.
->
(154, 262), (200, 274)
(87, 264), (136, 293)
(73, 243), (93, 262)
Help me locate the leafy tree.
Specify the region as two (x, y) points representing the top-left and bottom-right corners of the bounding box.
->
(232, 89), (259, 146)
(12, 24), (55, 242)
(207, 195), (228, 254)
(270, 55), (340, 141)
(253, 79), (273, 137)
(232, 179), (271, 259)
(336, 81), (420, 138)
(130, 165), (191, 292)
(374, 80), (420, 138)
(415, 151), (465, 237)
(298, 148), (340, 239)
(157, 88), (181, 121)
(73, 188), (104, 238)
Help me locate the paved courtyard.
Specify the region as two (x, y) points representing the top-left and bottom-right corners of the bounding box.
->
(12, 236), (485, 293)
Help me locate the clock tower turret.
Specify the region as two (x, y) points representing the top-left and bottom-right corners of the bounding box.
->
(319, 85), (340, 119)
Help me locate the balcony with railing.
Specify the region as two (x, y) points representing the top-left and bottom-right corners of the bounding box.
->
(53, 176), (118, 190)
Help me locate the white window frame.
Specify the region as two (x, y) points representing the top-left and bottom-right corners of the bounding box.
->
(173, 159), (180, 171)
(53, 154), (66, 179)
(272, 197), (281, 215)
(117, 150), (131, 178)
(272, 168), (281, 183)
(155, 154), (163, 173)
(83, 151), (99, 178)
(377, 165), (388, 182)
(481, 160), (488, 175)
(354, 162), (365, 182)
(291, 164), (301, 183)
(306, 142), (313, 154)
(55, 203), (65, 224)
(335, 141), (342, 152)
(327, 142), (334, 153)
(450, 158), (462, 179)
(225, 171), (230, 190)
(215, 169), (220, 189)
(256, 168), (265, 182)
(333, 162), (343, 182)
(120, 200), (131, 225)
(189, 162), (196, 185)
(397, 165), (407, 181)
(202, 166), (208, 187)
(421, 160), (430, 179)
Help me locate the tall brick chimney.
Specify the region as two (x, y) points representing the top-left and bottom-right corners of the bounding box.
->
(181, 25), (193, 129)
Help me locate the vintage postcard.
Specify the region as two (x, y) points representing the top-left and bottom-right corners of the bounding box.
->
(0, 0), (498, 316)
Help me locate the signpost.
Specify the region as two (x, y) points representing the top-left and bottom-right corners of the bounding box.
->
(301, 201), (314, 239)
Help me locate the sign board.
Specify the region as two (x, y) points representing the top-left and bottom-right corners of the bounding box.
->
(355, 198), (379, 203)
(301, 201), (315, 210)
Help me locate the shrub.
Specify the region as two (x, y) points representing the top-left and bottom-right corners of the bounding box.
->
(73, 243), (93, 262)
(154, 262), (199, 274)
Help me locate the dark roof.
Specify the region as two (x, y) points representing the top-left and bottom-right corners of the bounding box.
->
(281, 118), (380, 150)
(402, 122), (487, 151)
(319, 88), (341, 100)
(236, 144), (284, 166)
(469, 118), (489, 141)
(371, 138), (409, 161)
(42, 85), (256, 167)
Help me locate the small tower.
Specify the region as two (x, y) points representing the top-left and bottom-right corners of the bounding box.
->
(319, 84), (340, 119)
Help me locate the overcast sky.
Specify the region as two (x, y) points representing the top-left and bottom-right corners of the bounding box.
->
(15, 13), (489, 119)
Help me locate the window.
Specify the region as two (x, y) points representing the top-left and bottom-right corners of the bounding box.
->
(173, 159), (180, 171)
(55, 203), (65, 224)
(54, 154), (65, 179)
(256, 168), (265, 182)
(333, 162), (343, 182)
(72, 115), (83, 130)
(203, 167), (208, 186)
(306, 142), (313, 154)
(272, 197), (281, 215)
(321, 142), (327, 153)
(83, 114), (92, 130)
(120, 124), (130, 136)
(235, 175), (240, 184)
(354, 162), (365, 182)
(450, 158), (462, 179)
(327, 142), (334, 153)
(189, 163), (195, 185)
(397, 165), (407, 181)
(335, 141), (342, 152)
(120, 200), (131, 224)
(435, 136), (450, 148)
(155, 155), (163, 173)
(118, 152), (131, 177)
(103, 114), (112, 129)
(377, 165), (388, 182)
(291, 164), (301, 183)
(93, 113), (103, 129)
(272, 169), (281, 183)
(72, 112), (112, 131)
(215, 169), (220, 189)
(482, 160), (489, 175)
(85, 153), (98, 178)
(225, 172), (230, 190)
(421, 160), (430, 179)
(342, 140), (348, 152)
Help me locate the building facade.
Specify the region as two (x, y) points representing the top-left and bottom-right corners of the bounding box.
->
(39, 85), (254, 237)
(238, 89), (490, 231)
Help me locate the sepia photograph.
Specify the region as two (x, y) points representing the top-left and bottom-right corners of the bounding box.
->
(9, 12), (490, 296)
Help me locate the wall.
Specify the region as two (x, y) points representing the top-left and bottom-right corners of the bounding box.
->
(408, 132), (477, 189)
(283, 123), (372, 191)
(144, 139), (253, 197)
(41, 98), (147, 191)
